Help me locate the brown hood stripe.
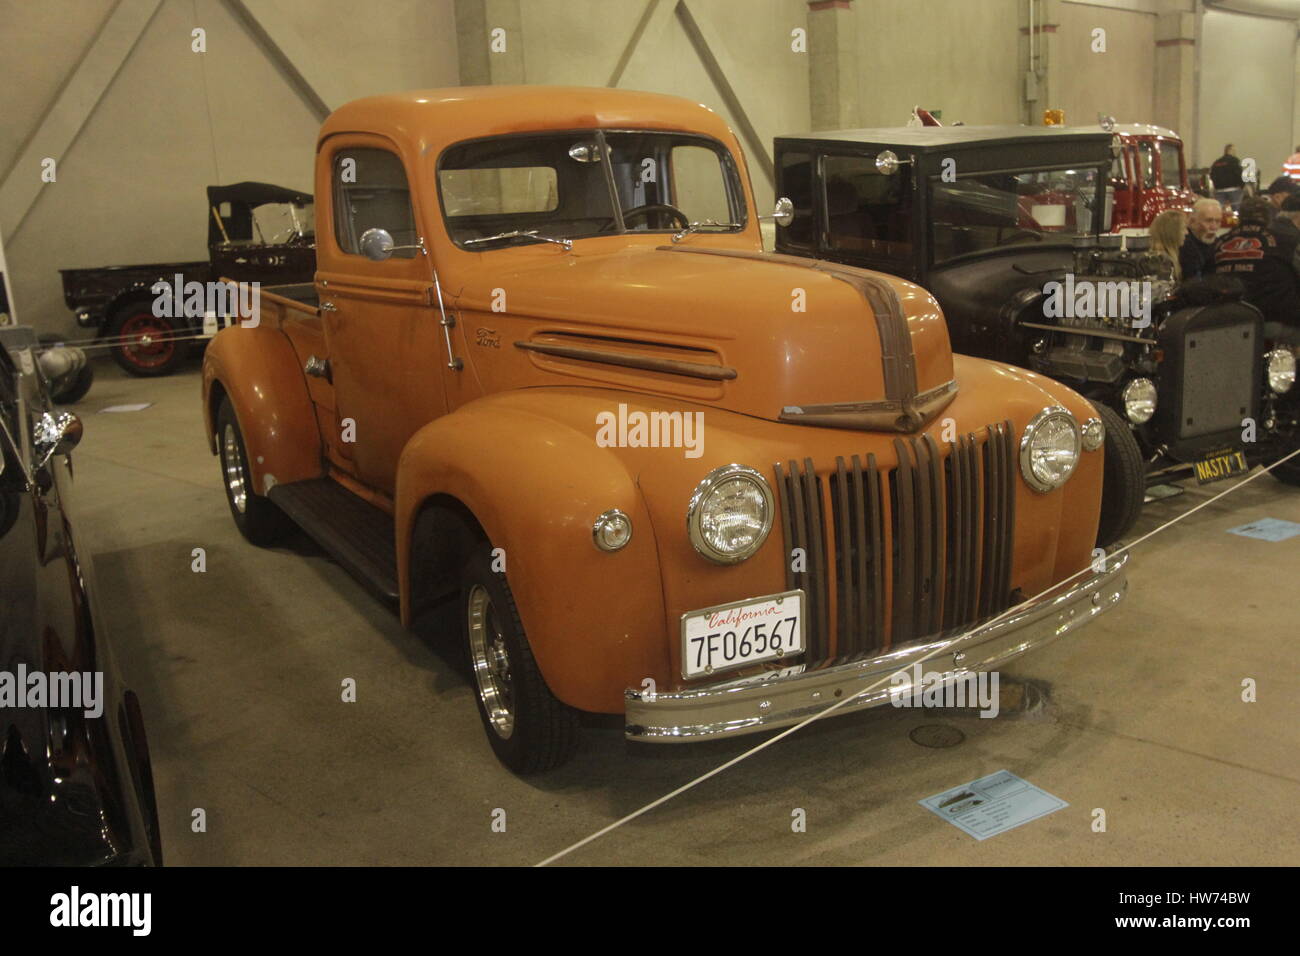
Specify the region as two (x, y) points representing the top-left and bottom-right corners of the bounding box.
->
(657, 246), (918, 402)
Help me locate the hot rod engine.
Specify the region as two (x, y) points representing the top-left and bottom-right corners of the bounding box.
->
(1019, 234), (1273, 477)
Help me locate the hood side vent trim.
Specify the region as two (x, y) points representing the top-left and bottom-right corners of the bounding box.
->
(515, 340), (738, 381)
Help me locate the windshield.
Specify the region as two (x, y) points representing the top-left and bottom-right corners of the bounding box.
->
(929, 166), (1102, 264)
(251, 201), (315, 244)
(437, 131), (745, 248)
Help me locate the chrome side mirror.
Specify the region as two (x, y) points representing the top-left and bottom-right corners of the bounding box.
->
(359, 227), (396, 261)
(771, 197), (794, 228)
(359, 227), (425, 261)
(34, 410), (82, 469)
(875, 150), (907, 175)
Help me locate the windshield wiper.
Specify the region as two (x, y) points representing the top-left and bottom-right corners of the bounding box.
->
(671, 220), (742, 243)
(463, 229), (573, 251)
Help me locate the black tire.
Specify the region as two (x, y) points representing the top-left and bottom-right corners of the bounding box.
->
(461, 546), (578, 774)
(105, 301), (190, 377)
(37, 335), (95, 404)
(215, 397), (289, 545)
(50, 364), (94, 404)
(1095, 403), (1145, 547)
(1271, 455), (1300, 487)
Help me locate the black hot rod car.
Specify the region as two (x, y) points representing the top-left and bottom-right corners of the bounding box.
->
(774, 125), (1298, 545)
(0, 326), (162, 865)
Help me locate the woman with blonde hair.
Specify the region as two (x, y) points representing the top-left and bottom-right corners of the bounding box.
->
(1149, 209), (1187, 281)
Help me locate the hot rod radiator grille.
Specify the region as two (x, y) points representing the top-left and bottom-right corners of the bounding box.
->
(775, 422), (1016, 666)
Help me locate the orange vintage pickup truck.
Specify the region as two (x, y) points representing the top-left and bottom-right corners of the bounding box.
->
(201, 87), (1128, 773)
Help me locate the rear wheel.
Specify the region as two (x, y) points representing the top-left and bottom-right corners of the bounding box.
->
(106, 303), (189, 377)
(461, 546), (578, 774)
(215, 397), (288, 545)
(1095, 403), (1145, 547)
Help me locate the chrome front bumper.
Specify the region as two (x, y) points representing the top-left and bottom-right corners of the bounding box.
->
(625, 554), (1129, 741)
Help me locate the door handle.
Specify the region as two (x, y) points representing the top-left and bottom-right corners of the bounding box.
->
(320, 301), (338, 312)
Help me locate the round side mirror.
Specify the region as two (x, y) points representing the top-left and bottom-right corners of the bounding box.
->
(359, 227), (395, 261)
(875, 150), (901, 175)
(772, 197), (794, 228)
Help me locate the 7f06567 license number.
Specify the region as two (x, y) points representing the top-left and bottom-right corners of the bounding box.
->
(680, 589), (804, 680)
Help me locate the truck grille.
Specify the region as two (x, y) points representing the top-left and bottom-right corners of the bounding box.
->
(774, 421), (1017, 665)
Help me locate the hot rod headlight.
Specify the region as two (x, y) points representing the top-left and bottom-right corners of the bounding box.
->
(687, 464), (774, 564)
(1020, 406), (1081, 493)
(1121, 377), (1157, 424)
(1266, 347), (1296, 394)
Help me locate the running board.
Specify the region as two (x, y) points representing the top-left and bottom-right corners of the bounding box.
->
(267, 479), (398, 605)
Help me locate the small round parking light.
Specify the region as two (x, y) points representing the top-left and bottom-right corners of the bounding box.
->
(1081, 416), (1105, 452)
(592, 509), (632, 552)
(1121, 377), (1157, 425)
(1266, 347), (1296, 394)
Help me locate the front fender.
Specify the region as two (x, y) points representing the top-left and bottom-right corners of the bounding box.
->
(394, 390), (670, 713)
(201, 324), (323, 495)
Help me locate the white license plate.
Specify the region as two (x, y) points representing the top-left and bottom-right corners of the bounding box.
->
(681, 589), (804, 680)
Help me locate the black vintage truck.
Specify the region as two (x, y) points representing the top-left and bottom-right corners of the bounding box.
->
(60, 182), (316, 376)
(773, 125), (1299, 545)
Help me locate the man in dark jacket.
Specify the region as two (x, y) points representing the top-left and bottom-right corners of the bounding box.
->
(1210, 144), (1244, 209)
(1215, 197), (1300, 334)
(1180, 197), (1221, 280)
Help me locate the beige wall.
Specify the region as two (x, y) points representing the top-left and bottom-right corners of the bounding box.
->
(1056, 1), (1156, 130)
(0, 0), (457, 337)
(5, 0), (1300, 338)
(851, 0), (1023, 127)
(1200, 5), (1298, 177)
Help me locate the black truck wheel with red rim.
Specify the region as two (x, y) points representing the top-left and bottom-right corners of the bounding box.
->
(106, 301), (190, 376)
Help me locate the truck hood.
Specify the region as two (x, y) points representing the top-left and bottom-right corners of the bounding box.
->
(450, 243), (956, 431)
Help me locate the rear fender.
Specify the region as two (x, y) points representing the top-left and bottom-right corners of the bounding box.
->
(201, 324), (323, 494)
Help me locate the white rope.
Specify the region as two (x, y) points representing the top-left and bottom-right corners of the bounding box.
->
(534, 444), (1300, 866)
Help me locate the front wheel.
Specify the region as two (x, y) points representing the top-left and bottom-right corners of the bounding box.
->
(106, 304), (189, 376)
(1095, 403), (1146, 547)
(461, 548), (578, 774)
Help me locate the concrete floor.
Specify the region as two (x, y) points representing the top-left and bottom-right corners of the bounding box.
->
(67, 356), (1299, 866)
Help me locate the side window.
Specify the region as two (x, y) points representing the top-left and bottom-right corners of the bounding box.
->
(333, 148), (418, 258)
(1159, 143), (1183, 188)
(777, 150), (815, 250)
(822, 153), (911, 258)
(1138, 142), (1157, 190)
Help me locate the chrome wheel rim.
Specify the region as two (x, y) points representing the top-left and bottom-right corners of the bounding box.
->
(467, 584), (514, 739)
(222, 423), (247, 514)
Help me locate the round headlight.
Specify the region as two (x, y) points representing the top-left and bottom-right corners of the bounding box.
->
(1019, 406), (1081, 492)
(686, 464), (774, 564)
(1081, 416), (1105, 452)
(1266, 347), (1296, 394)
(1121, 377), (1157, 424)
(592, 509), (632, 552)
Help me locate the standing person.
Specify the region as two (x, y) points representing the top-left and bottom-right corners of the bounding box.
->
(1214, 197), (1300, 336)
(1285, 145), (1300, 183)
(1180, 197), (1222, 280)
(1210, 144), (1244, 210)
(1149, 209), (1186, 281)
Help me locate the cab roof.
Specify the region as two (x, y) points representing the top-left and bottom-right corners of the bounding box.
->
(320, 86), (738, 156)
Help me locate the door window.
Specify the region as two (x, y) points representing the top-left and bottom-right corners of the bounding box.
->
(332, 148), (418, 258)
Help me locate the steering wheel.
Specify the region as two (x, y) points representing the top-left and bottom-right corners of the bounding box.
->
(622, 203), (690, 230)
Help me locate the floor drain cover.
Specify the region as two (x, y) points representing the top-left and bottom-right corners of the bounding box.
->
(909, 724), (965, 749)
